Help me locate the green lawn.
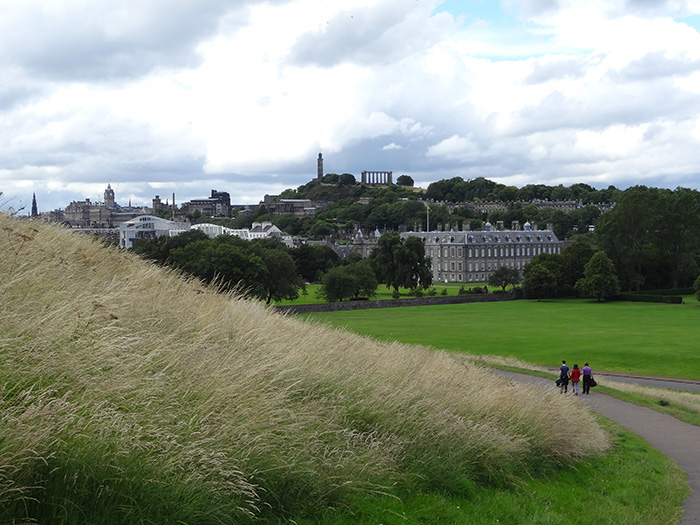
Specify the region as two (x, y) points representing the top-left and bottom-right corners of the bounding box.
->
(276, 282), (487, 305)
(304, 298), (700, 380)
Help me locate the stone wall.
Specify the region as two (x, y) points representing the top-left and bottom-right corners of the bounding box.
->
(274, 292), (516, 314)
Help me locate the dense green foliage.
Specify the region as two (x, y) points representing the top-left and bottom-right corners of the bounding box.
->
(369, 232), (432, 292)
(290, 243), (340, 282)
(317, 260), (378, 301)
(595, 186), (700, 291)
(521, 263), (556, 300)
(134, 232), (304, 304)
(575, 251), (620, 301)
(488, 266), (521, 291)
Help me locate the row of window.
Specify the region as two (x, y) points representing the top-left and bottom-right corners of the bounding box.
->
(431, 245), (560, 259)
(437, 260), (525, 272)
(436, 273), (496, 283)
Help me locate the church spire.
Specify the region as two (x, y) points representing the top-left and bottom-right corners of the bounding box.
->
(31, 193), (38, 217)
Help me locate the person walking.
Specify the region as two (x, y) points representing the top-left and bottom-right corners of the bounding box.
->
(582, 362), (592, 395)
(559, 360), (570, 394)
(570, 364), (581, 395)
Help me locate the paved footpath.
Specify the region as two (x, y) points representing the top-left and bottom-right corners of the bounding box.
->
(496, 370), (700, 524)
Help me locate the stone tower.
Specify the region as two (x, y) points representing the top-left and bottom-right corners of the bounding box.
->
(31, 193), (38, 217)
(317, 153), (323, 180)
(104, 184), (115, 208)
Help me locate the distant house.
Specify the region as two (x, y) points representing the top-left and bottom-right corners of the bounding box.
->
(192, 223), (251, 240)
(119, 215), (190, 249)
(119, 216), (293, 249)
(249, 221), (293, 247)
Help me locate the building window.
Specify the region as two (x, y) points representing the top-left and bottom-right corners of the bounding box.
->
(469, 248), (473, 257)
(458, 247), (463, 257)
(451, 247), (455, 257)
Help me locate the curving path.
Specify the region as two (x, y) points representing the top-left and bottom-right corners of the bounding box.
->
(496, 370), (700, 524)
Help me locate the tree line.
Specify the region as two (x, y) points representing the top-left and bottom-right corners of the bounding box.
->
(133, 230), (433, 304)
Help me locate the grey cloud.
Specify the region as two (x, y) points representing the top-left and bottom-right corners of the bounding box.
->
(0, 0), (291, 82)
(624, 0), (697, 17)
(508, 76), (700, 136)
(287, 2), (452, 68)
(503, 0), (561, 19)
(614, 51), (700, 81)
(525, 57), (589, 84)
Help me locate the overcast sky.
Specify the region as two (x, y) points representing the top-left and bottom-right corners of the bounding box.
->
(2, 0), (700, 213)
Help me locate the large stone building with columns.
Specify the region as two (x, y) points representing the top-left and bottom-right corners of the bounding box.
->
(401, 221), (563, 284)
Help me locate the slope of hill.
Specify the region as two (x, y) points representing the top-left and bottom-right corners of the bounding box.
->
(0, 214), (608, 522)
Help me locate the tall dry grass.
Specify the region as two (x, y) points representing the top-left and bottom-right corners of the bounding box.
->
(0, 215), (609, 522)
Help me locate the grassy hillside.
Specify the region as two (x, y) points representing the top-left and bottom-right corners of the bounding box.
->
(0, 215), (677, 523)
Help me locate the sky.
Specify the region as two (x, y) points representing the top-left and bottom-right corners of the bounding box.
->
(2, 0), (700, 213)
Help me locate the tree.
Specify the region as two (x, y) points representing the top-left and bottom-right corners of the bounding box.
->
(595, 186), (663, 291)
(488, 266), (521, 291)
(317, 261), (378, 302)
(338, 173), (357, 186)
(369, 232), (432, 292)
(396, 175), (414, 186)
(575, 251), (620, 301)
(291, 243), (340, 282)
(522, 263), (556, 301)
(247, 240), (305, 304)
(694, 274), (700, 301)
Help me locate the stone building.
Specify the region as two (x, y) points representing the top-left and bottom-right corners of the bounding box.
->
(265, 198), (328, 217)
(187, 190), (232, 217)
(401, 221), (563, 284)
(63, 184), (149, 228)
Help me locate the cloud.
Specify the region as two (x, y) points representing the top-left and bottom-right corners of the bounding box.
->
(288, 0), (453, 67)
(3, 0), (700, 214)
(0, 1), (234, 82)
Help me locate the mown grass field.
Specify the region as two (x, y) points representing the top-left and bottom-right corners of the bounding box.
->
(0, 214), (690, 524)
(303, 298), (700, 380)
(275, 282), (480, 305)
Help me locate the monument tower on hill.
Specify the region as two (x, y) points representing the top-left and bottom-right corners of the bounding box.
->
(317, 153), (323, 180)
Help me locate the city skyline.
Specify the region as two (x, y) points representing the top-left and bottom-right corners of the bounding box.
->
(2, 1), (700, 213)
